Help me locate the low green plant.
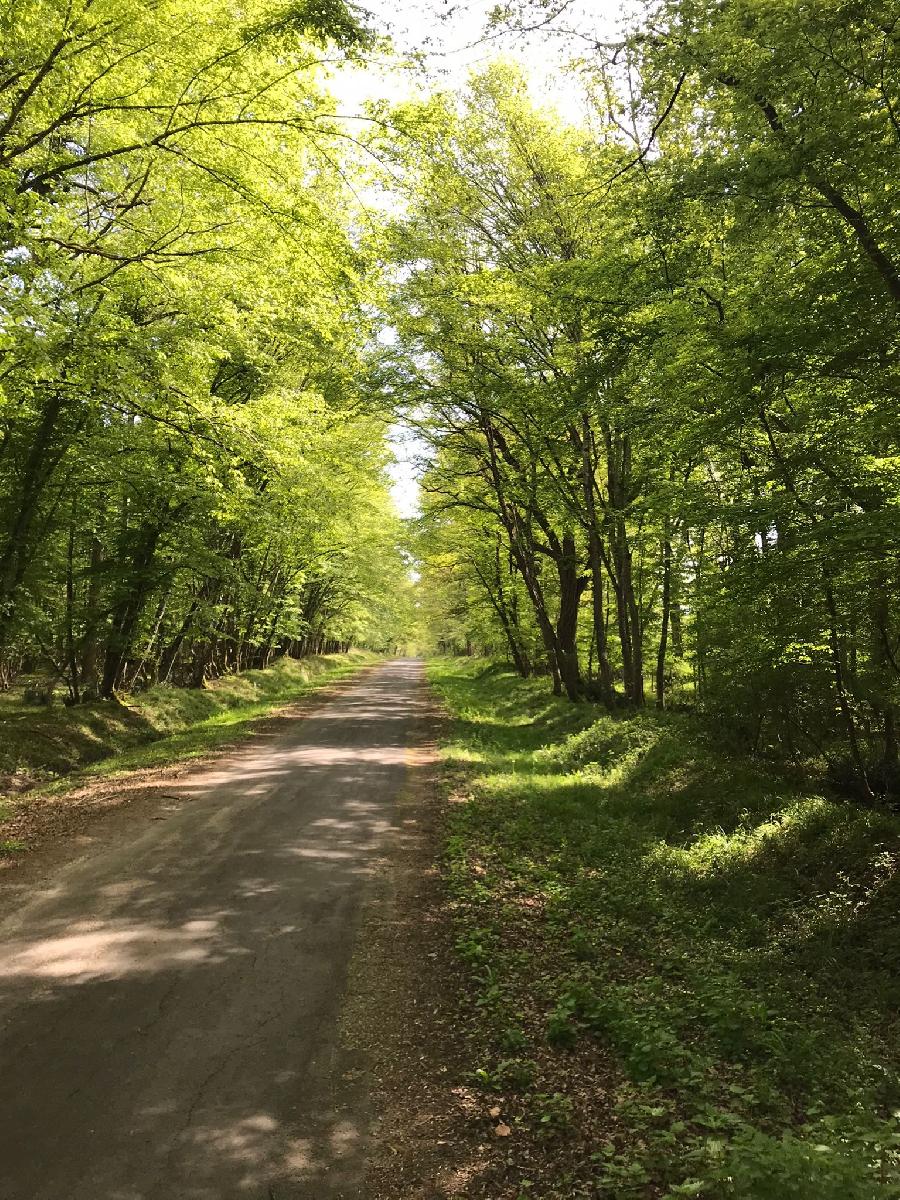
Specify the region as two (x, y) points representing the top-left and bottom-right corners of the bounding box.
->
(474, 1057), (538, 1091)
(530, 1091), (575, 1135)
(430, 657), (900, 1200)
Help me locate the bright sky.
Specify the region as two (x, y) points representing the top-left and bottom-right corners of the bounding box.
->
(334, 0), (630, 122)
(329, 0), (634, 519)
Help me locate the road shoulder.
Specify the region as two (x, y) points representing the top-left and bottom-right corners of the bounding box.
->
(342, 685), (497, 1198)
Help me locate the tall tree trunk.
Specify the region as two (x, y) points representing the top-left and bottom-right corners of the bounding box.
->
(158, 598), (199, 683)
(581, 415), (615, 707)
(604, 428), (644, 704)
(125, 595), (167, 690)
(65, 509), (80, 704)
(0, 392), (68, 647)
(190, 640), (215, 689)
(870, 568), (899, 771)
(554, 531), (585, 701)
(482, 425), (561, 691)
(670, 588), (683, 658)
(99, 522), (164, 699)
(478, 549), (531, 677)
(511, 531), (561, 692)
(622, 538), (644, 704)
(693, 528), (708, 704)
(656, 533), (673, 709)
(824, 576), (874, 800)
(79, 537), (104, 697)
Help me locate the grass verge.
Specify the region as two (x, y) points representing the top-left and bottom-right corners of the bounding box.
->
(429, 657), (900, 1200)
(0, 651), (377, 844)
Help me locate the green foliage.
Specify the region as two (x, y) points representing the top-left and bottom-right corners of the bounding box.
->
(0, 0), (411, 699)
(385, 40), (899, 789)
(432, 657), (900, 1199)
(699, 1119), (900, 1200)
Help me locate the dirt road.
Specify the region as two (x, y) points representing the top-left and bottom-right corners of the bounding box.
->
(0, 659), (432, 1200)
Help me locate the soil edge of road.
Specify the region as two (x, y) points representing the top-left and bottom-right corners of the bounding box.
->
(342, 679), (493, 1199)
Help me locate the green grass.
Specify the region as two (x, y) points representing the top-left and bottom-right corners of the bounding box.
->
(0, 650), (376, 807)
(429, 658), (900, 1200)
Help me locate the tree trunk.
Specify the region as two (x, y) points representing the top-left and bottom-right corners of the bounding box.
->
(870, 569), (899, 771)
(65, 511), (80, 704)
(78, 538), (104, 697)
(656, 534), (673, 709)
(604, 428), (644, 704)
(824, 577), (874, 800)
(554, 531), (585, 701)
(581, 415), (615, 707)
(481, 562), (531, 677)
(159, 599), (199, 683)
(99, 522), (164, 699)
(0, 392), (68, 647)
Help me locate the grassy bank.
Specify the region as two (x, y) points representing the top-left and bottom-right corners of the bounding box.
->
(429, 658), (900, 1200)
(0, 651), (376, 827)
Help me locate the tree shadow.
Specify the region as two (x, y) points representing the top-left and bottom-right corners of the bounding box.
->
(0, 660), (433, 1200)
(448, 667), (900, 1078)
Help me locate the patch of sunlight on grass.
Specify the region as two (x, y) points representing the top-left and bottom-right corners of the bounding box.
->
(647, 796), (833, 880)
(535, 711), (666, 773)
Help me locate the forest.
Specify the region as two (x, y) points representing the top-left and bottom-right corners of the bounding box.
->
(402, 13), (899, 802)
(0, 0), (898, 1196)
(0, 0), (411, 707)
(1, 0), (897, 799)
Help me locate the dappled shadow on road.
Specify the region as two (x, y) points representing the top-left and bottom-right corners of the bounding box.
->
(0, 659), (434, 1200)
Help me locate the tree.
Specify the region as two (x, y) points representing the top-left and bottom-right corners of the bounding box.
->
(381, 44), (899, 794)
(0, 0), (412, 697)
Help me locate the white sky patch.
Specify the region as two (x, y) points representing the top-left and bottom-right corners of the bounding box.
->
(387, 422), (426, 519)
(332, 0), (631, 120)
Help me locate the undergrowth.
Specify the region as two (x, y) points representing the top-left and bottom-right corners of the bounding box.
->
(429, 658), (900, 1200)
